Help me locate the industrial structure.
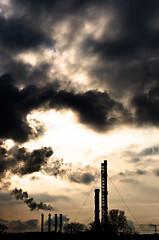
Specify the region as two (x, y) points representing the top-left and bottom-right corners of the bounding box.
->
(41, 213), (63, 232)
(101, 160), (108, 230)
(94, 160), (108, 231)
(55, 213), (57, 232)
(41, 213), (44, 233)
(94, 188), (100, 230)
(59, 214), (62, 233)
(48, 213), (51, 232)
(41, 160), (108, 233)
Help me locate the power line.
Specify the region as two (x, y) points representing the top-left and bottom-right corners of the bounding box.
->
(73, 174), (99, 222)
(84, 214), (94, 225)
(108, 177), (141, 231)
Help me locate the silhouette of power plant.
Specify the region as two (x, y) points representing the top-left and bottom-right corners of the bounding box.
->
(40, 160), (108, 232)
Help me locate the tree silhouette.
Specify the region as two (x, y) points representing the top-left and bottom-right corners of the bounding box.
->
(108, 209), (133, 235)
(64, 222), (86, 233)
(89, 209), (134, 234)
(0, 223), (7, 234)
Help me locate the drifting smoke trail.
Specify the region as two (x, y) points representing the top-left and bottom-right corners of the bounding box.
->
(11, 188), (55, 211)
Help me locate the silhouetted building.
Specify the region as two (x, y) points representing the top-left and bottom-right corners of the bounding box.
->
(101, 160), (108, 230)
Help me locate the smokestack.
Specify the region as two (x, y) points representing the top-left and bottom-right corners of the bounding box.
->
(48, 213), (51, 232)
(54, 214), (57, 232)
(41, 213), (44, 232)
(94, 189), (100, 230)
(59, 214), (62, 233)
(101, 160), (108, 230)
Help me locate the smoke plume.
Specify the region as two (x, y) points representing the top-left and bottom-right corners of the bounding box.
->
(11, 188), (55, 211)
(0, 143), (53, 183)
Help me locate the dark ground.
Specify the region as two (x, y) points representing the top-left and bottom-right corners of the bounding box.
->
(1, 232), (159, 240)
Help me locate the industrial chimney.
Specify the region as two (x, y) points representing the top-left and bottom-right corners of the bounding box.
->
(59, 214), (62, 233)
(94, 189), (100, 230)
(48, 213), (51, 232)
(101, 160), (108, 230)
(54, 214), (57, 232)
(41, 213), (44, 232)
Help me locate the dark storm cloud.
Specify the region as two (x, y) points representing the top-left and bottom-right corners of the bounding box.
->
(12, 0), (106, 17)
(0, 15), (53, 52)
(132, 85), (159, 127)
(0, 73), (132, 142)
(11, 188), (55, 211)
(84, 0), (159, 61)
(79, 0), (159, 109)
(1, 0), (159, 137)
(0, 74), (46, 142)
(48, 89), (132, 132)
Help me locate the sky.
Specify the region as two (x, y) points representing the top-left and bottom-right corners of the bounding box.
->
(1, 0), (159, 234)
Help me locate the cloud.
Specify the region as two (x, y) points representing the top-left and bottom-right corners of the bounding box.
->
(42, 158), (71, 178)
(120, 178), (138, 185)
(11, 188), (56, 211)
(119, 169), (147, 177)
(0, 15), (53, 52)
(0, 143), (53, 184)
(0, 140), (98, 187)
(0, 74), (46, 142)
(0, 192), (13, 201)
(118, 169), (147, 184)
(153, 169), (159, 177)
(132, 86), (159, 128)
(139, 146), (159, 156)
(0, 73), (133, 143)
(32, 193), (70, 202)
(1, 0), (159, 138)
(69, 172), (95, 184)
(0, 218), (38, 233)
